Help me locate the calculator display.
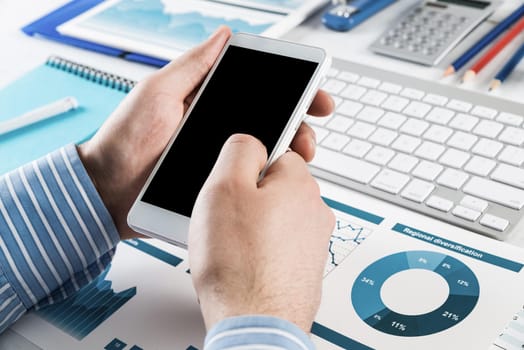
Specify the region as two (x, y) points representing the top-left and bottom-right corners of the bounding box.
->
(438, 0), (490, 9)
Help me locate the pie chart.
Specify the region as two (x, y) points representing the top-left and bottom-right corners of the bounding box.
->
(351, 250), (479, 336)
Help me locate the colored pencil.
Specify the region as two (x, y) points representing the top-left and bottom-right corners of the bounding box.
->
(489, 40), (524, 91)
(443, 3), (524, 77)
(462, 15), (524, 82)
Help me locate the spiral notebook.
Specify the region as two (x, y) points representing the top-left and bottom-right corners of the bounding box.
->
(0, 56), (135, 175)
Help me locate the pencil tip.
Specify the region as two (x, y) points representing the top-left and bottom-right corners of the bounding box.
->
(443, 66), (455, 77)
(462, 70), (476, 83)
(489, 79), (501, 92)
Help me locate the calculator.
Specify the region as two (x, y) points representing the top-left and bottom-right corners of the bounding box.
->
(369, 0), (502, 66)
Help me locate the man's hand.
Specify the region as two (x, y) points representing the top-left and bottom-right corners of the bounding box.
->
(78, 26), (334, 240)
(189, 134), (336, 333)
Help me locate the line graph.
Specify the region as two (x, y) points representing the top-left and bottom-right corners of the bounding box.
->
(324, 218), (373, 276)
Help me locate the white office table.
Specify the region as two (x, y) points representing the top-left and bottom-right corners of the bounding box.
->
(1, 1), (524, 348)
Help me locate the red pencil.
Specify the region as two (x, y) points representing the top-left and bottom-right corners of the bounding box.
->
(462, 15), (524, 82)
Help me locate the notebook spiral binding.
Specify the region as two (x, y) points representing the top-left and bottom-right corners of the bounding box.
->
(46, 56), (137, 93)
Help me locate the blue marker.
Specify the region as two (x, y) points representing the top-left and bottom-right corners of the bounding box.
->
(322, 0), (397, 32)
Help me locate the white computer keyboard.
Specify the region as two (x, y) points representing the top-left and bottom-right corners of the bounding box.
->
(308, 57), (524, 240)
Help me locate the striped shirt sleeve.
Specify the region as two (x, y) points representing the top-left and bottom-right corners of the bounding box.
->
(204, 315), (316, 350)
(0, 144), (120, 333)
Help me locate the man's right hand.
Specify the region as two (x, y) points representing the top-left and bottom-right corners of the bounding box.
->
(188, 133), (335, 333)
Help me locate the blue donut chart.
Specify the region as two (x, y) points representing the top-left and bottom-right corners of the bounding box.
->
(351, 250), (479, 337)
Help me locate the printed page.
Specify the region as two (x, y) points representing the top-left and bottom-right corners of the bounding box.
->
(10, 179), (524, 349)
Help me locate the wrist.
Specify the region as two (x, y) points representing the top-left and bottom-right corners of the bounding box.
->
(197, 288), (317, 334)
(76, 141), (136, 240)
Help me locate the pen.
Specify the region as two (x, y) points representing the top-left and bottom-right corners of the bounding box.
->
(489, 40), (524, 91)
(0, 96), (79, 136)
(444, 3), (524, 77)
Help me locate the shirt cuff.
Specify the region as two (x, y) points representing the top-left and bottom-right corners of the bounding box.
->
(205, 315), (315, 350)
(0, 144), (120, 324)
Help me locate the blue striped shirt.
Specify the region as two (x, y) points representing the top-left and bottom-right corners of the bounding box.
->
(0, 144), (315, 350)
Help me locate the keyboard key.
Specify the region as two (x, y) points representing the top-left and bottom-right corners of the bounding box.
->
(439, 148), (470, 168)
(491, 164), (524, 190)
(460, 195), (488, 212)
(423, 124), (453, 143)
(423, 93), (448, 106)
(472, 138), (503, 158)
(365, 146), (395, 165)
(400, 119), (429, 136)
(378, 112), (406, 129)
(480, 214), (509, 232)
(463, 177), (524, 210)
(378, 82), (402, 94)
(381, 95), (410, 112)
(426, 195), (453, 212)
(347, 121), (376, 139)
(400, 87), (424, 100)
(415, 141), (445, 161)
(368, 128), (398, 146)
(404, 101), (432, 118)
(371, 169), (410, 194)
(337, 71), (359, 83)
(401, 179), (435, 203)
(338, 100), (363, 117)
(497, 112), (523, 126)
(425, 107), (454, 125)
(356, 106), (384, 123)
(325, 115), (354, 133)
(322, 132), (351, 151)
(471, 105), (497, 120)
(447, 99), (472, 113)
(392, 134), (421, 153)
(322, 79), (346, 95)
(446, 131), (478, 151)
(357, 76), (381, 88)
(464, 156), (496, 177)
(498, 126), (524, 146)
(343, 139), (372, 158)
(436, 168), (469, 189)
(388, 153), (419, 173)
(449, 113), (478, 131)
(340, 84), (367, 100)
(498, 146), (524, 167)
(360, 90), (388, 106)
(412, 160), (443, 181)
(472, 120), (504, 138)
(311, 147), (380, 184)
(452, 205), (480, 221)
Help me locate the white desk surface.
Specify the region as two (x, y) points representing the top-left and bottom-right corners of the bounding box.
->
(1, 0), (524, 348)
(1, 0), (523, 236)
(1, 1), (523, 228)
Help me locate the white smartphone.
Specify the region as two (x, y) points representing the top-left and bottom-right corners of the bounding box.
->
(127, 32), (331, 248)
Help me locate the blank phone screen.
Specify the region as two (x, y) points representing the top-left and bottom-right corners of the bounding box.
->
(142, 45), (318, 216)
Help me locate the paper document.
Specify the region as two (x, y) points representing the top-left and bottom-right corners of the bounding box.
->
(9, 180), (524, 349)
(56, 0), (328, 61)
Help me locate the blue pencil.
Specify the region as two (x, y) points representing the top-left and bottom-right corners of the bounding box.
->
(489, 40), (524, 91)
(444, 3), (524, 77)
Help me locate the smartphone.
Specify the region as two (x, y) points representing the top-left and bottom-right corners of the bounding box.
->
(127, 32), (331, 248)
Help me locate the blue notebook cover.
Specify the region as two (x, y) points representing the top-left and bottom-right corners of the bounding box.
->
(0, 56), (134, 175)
(22, 0), (169, 68)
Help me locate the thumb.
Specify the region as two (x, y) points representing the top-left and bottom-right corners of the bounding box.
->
(206, 134), (268, 189)
(161, 26), (232, 99)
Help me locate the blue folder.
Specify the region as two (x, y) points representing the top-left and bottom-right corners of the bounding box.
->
(22, 0), (170, 68)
